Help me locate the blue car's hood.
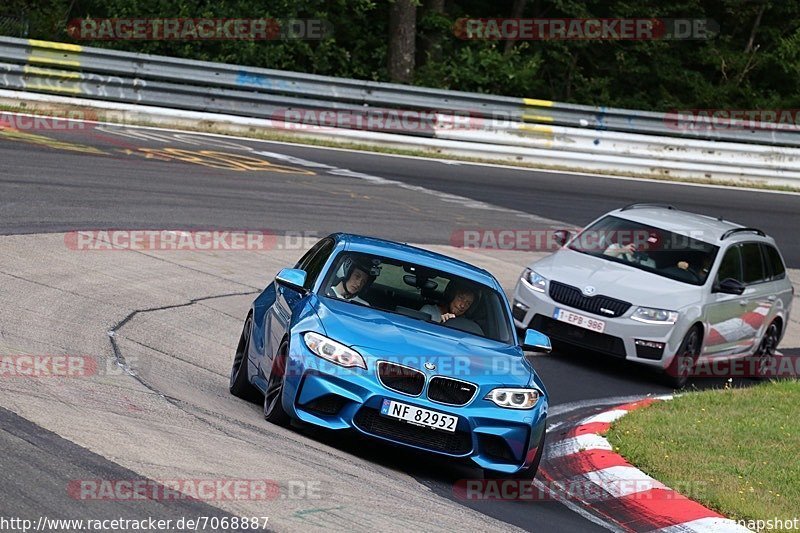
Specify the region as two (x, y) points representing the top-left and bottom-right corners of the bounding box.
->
(314, 297), (533, 387)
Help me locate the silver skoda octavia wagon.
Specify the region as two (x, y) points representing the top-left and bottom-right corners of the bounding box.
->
(512, 204), (794, 387)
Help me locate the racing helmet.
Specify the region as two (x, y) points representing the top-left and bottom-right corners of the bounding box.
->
(335, 255), (380, 296)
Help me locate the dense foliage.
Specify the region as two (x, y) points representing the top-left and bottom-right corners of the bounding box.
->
(4, 0), (799, 110)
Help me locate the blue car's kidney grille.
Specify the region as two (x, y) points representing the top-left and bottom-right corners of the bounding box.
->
(377, 362), (425, 396)
(354, 407), (472, 455)
(427, 377), (477, 406)
(548, 280), (631, 318)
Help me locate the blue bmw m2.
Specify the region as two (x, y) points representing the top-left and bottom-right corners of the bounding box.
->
(229, 234), (551, 479)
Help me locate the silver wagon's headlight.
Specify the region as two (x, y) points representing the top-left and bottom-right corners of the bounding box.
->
(303, 332), (366, 369)
(522, 268), (547, 293)
(630, 306), (679, 324)
(485, 388), (541, 409)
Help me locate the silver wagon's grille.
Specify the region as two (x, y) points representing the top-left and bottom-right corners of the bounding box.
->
(549, 281), (631, 318)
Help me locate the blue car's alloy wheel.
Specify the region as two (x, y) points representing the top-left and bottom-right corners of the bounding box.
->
(230, 316), (260, 402)
(264, 340), (291, 426)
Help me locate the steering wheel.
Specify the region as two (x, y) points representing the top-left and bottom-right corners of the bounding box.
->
(444, 316), (484, 336)
(683, 268), (702, 283)
(664, 266), (702, 283)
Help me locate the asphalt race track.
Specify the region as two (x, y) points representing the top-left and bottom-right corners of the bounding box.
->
(1, 116), (798, 532)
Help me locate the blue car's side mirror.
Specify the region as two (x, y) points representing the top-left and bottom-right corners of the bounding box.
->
(523, 329), (552, 353)
(276, 268), (308, 293)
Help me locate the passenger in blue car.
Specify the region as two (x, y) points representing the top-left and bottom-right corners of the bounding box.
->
(327, 257), (376, 306)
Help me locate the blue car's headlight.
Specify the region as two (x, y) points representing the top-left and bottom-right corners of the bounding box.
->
(303, 332), (366, 369)
(522, 268), (547, 293)
(485, 388), (540, 409)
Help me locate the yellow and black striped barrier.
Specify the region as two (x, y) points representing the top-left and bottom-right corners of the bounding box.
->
(21, 39), (84, 95)
(519, 97), (555, 140)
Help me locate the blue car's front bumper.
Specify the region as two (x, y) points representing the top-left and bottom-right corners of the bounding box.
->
(281, 339), (548, 475)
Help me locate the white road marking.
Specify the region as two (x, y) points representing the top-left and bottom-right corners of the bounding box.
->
(583, 465), (666, 498)
(532, 479), (626, 533)
(579, 409), (629, 425)
(2, 104), (798, 195)
(548, 395), (660, 418)
(252, 150), (563, 225)
(548, 434), (613, 459)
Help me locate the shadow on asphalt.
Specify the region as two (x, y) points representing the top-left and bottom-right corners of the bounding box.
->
(293, 422), (608, 533)
(527, 345), (776, 406)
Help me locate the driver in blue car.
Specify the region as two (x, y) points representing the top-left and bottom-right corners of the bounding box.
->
(420, 284), (475, 323)
(328, 258), (375, 306)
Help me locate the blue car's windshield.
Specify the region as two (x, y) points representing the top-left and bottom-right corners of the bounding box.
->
(319, 252), (514, 343)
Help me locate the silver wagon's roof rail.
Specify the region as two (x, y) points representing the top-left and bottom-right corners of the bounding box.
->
(720, 227), (766, 240)
(619, 203), (677, 211)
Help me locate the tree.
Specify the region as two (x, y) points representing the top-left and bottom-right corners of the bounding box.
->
(504, 0), (527, 55)
(418, 0), (445, 65)
(388, 0), (416, 83)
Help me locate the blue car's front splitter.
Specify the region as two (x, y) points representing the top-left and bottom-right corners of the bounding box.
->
(280, 344), (547, 475)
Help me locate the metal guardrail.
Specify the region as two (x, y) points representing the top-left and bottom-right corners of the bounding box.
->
(1, 36), (800, 185)
(2, 37), (800, 145)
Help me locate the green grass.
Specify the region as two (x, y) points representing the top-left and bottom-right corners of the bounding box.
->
(2, 100), (800, 193)
(606, 381), (800, 524)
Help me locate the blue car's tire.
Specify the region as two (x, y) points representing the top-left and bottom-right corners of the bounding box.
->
(263, 340), (291, 426)
(230, 316), (260, 403)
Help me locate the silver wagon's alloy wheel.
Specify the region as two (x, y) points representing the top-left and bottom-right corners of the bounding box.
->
(664, 327), (701, 389)
(754, 322), (780, 378)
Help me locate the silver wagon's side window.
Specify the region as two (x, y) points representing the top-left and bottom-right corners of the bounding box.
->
(716, 246), (743, 284)
(741, 243), (767, 285)
(762, 244), (786, 281)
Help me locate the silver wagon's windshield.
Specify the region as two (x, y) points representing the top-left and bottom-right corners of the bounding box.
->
(568, 215), (719, 285)
(319, 252), (514, 343)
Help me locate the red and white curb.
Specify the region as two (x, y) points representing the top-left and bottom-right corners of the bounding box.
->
(541, 397), (753, 532)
